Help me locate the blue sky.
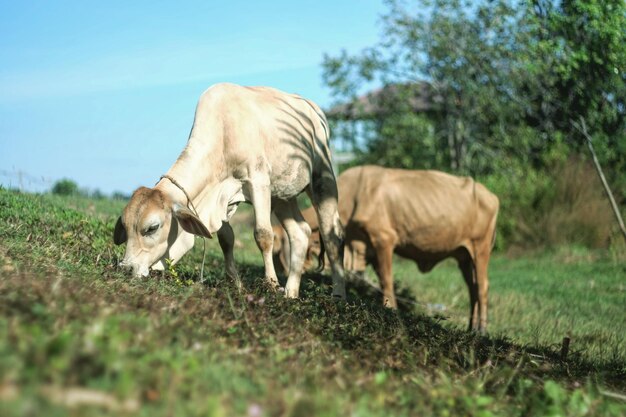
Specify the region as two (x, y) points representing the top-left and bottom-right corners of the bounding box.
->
(0, 0), (384, 194)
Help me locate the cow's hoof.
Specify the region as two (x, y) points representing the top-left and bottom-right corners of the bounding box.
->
(284, 285), (299, 299)
(264, 277), (280, 289)
(261, 280), (281, 293)
(332, 287), (346, 300)
(332, 293), (346, 302)
(467, 327), (487, 336)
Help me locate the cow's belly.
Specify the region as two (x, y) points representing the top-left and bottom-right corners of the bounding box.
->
(269, 159), (311, 200)
(393, 222), (470, 263)
(393, 218), (470, 252)
(395, 244), (470, 272)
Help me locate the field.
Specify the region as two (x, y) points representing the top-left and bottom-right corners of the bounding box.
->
(0, 188), (625, 416)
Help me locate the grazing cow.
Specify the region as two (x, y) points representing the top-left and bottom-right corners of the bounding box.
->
(113, 83), (346, 300)
(276, 165), (499, 332)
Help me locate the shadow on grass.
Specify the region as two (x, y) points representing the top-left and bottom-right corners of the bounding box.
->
(175, 255), (626, 392)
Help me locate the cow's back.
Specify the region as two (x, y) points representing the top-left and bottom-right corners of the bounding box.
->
(192, 83), (331, 200)
(339, 165), (498, 257)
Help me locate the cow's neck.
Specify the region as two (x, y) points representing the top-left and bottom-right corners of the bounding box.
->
(156, 147), (225, 221)
(157, 125), (238, 231)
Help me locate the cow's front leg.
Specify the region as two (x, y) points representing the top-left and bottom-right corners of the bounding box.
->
(372, 240), (397, 309)
(368, 229), (398, 309)
(248, 180), (280, 289)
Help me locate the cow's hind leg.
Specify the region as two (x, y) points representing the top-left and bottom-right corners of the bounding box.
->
(247, 178), (280, 289)
(459, 259), (479, 332)
(371, 234), (397, 309)
(474, 248), (491, 334)
(274, 199), (311, 298)
(217, 222), (240, 288)
(307, 173), (346, 300)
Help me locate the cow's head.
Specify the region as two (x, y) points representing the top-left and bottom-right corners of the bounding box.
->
(113, 187), (211, 277)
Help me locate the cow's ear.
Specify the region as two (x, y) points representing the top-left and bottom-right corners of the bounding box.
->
(113, 216), (127, 245)
(173, 206), (212, 239)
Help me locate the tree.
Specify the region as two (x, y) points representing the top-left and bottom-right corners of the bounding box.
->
(51, 178), (79, 196)
(322, 0), (626, 181)
(324, 0), (537, 175)
(525, 0), (625, 138)
(322, 0), (626, 248)
(90, 188), (106, 200)
(523, 0), (626, 188)
(111, 191), (130, 201)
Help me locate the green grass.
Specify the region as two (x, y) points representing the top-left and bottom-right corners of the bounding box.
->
(0, 188), (625, 416)
(45, 194), (128, 219)
(390, 252), (626, 365)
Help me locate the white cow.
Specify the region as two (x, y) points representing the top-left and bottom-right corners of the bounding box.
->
(113, 83), (346, 299)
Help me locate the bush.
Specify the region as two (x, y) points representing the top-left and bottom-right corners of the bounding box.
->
(51, 179), (79, 196)
(111, 191), (129, 201)
(486, 157), (614, 251)
(540, 158), (615, 248)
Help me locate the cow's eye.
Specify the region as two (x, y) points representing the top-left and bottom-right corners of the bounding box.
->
(144, 223), (159, 235)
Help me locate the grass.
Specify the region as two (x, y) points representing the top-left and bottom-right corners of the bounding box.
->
(390, 251), (626, 366)
(0, 188), (625, 416)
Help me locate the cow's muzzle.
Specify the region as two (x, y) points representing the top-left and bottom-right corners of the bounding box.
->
(118, 259), (149, 278)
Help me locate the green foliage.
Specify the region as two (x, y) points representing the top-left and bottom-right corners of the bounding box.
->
(525, 0), (626, 139)
(481, 166), (554, 250)
(324, 0), (626, 175)
(51, 178), (79, 196)
(111, 191), (130, 201)
(165, 258), (194, 287)
(89, 188), (106, 200)
(1, 189), (625, 416)
(323, 0), (626, 250)
(324, 0), (543, 174)
(354, 114), (444, 169)
(522, 0), (626, 197)
(483, 157), (616, 249)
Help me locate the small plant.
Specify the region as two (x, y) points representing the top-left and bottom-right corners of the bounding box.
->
(165, 258), (193, 286)
(164, 258), (178, 280)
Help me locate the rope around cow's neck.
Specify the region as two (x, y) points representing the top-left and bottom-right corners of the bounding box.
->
(158, 174), (208, 283)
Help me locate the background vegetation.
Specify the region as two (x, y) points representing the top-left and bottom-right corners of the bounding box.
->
(323, 0), (625, 250)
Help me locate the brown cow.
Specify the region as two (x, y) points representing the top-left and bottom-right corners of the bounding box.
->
(276, 165), (499, 333)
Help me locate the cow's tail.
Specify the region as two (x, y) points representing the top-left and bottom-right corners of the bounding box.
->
(314, 238), (326, 273)
(313, 228), (346, 273)
(312, 207), (348, 273)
